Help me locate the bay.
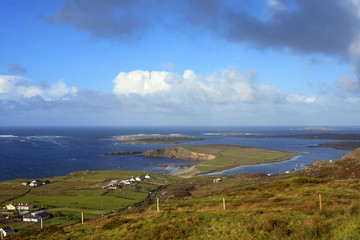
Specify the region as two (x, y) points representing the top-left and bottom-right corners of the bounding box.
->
(0, 126), (358, 181)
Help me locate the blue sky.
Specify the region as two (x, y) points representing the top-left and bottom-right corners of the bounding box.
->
(1, 0), (360, 126)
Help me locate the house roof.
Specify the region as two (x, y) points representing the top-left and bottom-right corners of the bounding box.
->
(1, 226), (14, 233)
(31, 211), (44, 215)
(24, 211), (50, 219)
(11, 202), (32, 206)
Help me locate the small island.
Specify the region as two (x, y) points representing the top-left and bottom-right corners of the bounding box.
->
(302, 126), (338, 130)
(142, 144), (295, 177)
(107, 134), (204, 145)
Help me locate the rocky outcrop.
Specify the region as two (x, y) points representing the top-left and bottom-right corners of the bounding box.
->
(302, 147), (360, 179)
(142, 147), (216, 161)
(341, 147), (360, 160)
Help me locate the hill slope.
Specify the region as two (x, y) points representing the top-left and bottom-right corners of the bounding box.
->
(5, 148), (360, 240)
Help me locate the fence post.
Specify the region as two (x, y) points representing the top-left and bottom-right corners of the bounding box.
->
(1, 230), (4, 240)
(319, 194), (323, 211)
(81, 212), (84, 224)
(223, 197), (226, 210)
(157, 198), (160, 213)
(41, 217), (43, 229)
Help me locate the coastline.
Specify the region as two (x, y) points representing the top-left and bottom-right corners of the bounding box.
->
(167, 153), (297, 178)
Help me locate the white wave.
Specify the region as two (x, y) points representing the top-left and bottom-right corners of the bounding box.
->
(0, 135), (17, 138)
(25, 135), (69, 139)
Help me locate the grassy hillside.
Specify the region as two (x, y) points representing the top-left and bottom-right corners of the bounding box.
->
(3, 148), (360, 239)
(6, 174), (360, 239)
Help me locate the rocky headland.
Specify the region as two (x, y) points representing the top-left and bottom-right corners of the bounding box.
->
(142, 146), (216, 161)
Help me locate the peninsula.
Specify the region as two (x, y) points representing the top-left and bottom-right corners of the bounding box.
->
(107, 134), (204, 145)
(142, 144), (295, 177)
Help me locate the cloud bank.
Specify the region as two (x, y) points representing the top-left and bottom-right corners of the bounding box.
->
(49, 0), (360, 95)
(112, 68), (287, 105)
(50, 0), (360, 57)
(1, 66), (360, 125)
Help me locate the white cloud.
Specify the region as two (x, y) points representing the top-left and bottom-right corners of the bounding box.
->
(113, 70), (176, 96)
(113, 67), (286, 106)
(288, 94), (317, 103)
(267, 0), (285, 11)
(0, 75), (77, 101)
(47, 80), (78, 100)
(337, 75), (359, 91)
(3, 68), (360, 126)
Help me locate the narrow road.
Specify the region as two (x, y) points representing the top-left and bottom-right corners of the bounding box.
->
(0, 186), (37, 204)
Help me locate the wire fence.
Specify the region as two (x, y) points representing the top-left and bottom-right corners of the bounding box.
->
(154, 193), (360, 212)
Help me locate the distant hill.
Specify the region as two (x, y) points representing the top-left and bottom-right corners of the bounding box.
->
(302, 126), (337, 130)
(301, 147), (360, 179)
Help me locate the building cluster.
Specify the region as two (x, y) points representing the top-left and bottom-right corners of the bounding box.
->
(23, 211), (51, 223)
(2, 202), (51, 223)
(21, 179), (51, 187)
(103, 175), (151, 189)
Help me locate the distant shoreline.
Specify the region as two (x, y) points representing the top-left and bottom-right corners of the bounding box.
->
(167, 153), (297, 178)
(143, 145), (296, 178)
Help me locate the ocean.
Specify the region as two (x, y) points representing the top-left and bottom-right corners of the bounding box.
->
(0, 126), (358, 182)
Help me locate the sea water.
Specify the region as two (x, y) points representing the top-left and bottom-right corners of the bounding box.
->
(0, 126), (358, 181)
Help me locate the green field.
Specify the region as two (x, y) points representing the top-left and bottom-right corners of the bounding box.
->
(181, 144), (293, 175)
(6, 174), (360, 240)
(0, 170), (175, 233)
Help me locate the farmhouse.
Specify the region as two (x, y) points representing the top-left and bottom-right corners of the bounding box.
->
(135, 175), (144, 181)
(103, 180), (121, 189)
(21, 181), (30, 186)
(23, 211), (51, 223)
(145, 175), (151, 179)
(108, 183), (119, 189)
(121, 180), (131, 185)
(212, 178), (222, 183)
(29, 179), (43, 187)
(0, 226), (14, 237)
(4, 202), (32, 211)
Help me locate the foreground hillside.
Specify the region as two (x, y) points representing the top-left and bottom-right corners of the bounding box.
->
(4, 148), (360, 239)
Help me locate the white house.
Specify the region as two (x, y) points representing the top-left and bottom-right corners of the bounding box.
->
(0, 226), (14, 236)
(5, 202), (32, 211)
(212, 178), (222, 183)
(21, 181), (30, 186)
(145, 175), (151, 179)
(110, 180), (118, 184)
(23, 211), (51, 223)
(29, 180), (42, 187)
